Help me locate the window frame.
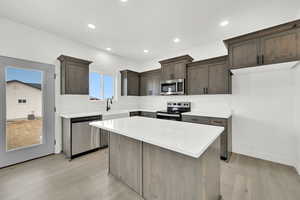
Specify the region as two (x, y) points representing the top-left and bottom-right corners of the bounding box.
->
(89, 71), (116, 101)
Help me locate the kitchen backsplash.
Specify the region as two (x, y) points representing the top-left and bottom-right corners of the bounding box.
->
(138, 95), (232, 113)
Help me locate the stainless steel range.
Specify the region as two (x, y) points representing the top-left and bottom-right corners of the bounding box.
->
(156, 102), (191, 121)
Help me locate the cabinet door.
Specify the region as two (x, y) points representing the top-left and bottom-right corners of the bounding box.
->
(120, 71), (127, 96)
(261, 29), (298, 65)
(208, 62), (229, 94)
(229, 39), (260, 69)
(140, 111), (156, 118)
(100, 129), (108, 147)
(173, 61), (186, 79)
(65, 62), (89, 94)
(127, 71), (140, 96)
(182, 115), (210, 124)
(161, 63), (175, 80)
(139, 75), (148, 96)
(152, 72), (161, 96)
(119, 136), (142, 194)
(187, 65), (209, 95)
(297, 28), (300, 58)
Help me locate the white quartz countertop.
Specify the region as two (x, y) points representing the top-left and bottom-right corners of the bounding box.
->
(182, 111), (232, 119)
(60, 109), (157, 119)
(90, 117), (224, 158)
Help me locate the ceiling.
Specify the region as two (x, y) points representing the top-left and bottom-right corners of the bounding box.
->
(0, 0), (300, 64)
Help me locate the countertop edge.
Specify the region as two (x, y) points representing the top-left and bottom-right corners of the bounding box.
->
(89, 121), (224, 158)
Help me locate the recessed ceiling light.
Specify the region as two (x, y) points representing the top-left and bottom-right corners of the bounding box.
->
(88, 24), (96, 29)
(173, 38), (181, 43)
(120, 0), (128, 2)
(106, 47), (112, 51)
(220, 20), (229, 27)
(143, 49), (149, 53)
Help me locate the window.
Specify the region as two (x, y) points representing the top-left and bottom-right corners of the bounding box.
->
(89, 72), (114, 100)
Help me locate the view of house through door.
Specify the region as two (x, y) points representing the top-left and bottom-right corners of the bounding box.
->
(0, 56), (55, 168)
(6, 67), (43, 151)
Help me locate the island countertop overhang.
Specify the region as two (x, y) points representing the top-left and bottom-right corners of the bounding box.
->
(90, 117), (224, 158)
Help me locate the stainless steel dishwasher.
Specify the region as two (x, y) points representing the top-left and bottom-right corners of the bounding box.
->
(62, 115), (104, 159)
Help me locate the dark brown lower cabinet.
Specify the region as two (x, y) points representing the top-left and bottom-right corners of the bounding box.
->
(108, 133), (142, 194)
(140, 111), (156, 118)
(182, 115), (232, 161)
(129, 111), (140, 117)
(129, 111), (156, 118)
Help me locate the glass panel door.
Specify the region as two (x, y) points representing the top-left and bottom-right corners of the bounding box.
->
(5, 67), (43, 151)
(0, 56), (55, 168)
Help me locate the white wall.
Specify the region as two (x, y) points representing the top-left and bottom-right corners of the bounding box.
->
(232, 66), (296, 166)
(293, 64), (300, 174)
(6, 82), (42, 119)
(0, 17), (140, 153)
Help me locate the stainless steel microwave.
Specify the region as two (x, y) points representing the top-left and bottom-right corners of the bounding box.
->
(160, 79), (185, 95)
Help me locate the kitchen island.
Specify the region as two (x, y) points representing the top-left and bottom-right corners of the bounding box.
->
(90, 117), (224, 200)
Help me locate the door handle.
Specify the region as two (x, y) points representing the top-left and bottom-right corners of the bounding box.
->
(203, 88), (205, 94)
(256, 55), (259, 65)
(261, 55), (264, 64)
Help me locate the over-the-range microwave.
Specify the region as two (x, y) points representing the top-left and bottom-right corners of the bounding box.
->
(160, 79), (185, 95)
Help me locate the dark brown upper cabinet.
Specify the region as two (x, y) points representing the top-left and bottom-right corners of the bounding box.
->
(159, 55), (194, 81)
(208, 59), (230, 94)
(187, 56), (231, 95)
(139, 69), (161, 96)
(120, 70), (140, 96)
(224, 19), (300, 69)
(228, 39), (260, 69)
(187, 64), (209, 95)
(261, 29), (298, 65)
(298, 28), (300, 57)
(58, 55), (92, 95)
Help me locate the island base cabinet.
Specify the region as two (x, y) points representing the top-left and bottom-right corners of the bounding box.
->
(108, 132), (142, 195)
(143, 138), (220, 200)
(108, 131), (221, 200)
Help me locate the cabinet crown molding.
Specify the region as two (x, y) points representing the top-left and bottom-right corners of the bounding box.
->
(57, 55), (93, 65)
(223, 19), (300, 48)
(159, 54), (194, 65)
(187, 55), (228, 67)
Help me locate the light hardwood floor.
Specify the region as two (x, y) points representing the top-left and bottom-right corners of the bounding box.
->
(0, 149), (299, 200)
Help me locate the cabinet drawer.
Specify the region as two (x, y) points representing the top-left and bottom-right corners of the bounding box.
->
(140, 111), (156, 118)
(182, 115), (210, 125)
(210, 119), (226, 127)
(129, 111), (140, 117)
